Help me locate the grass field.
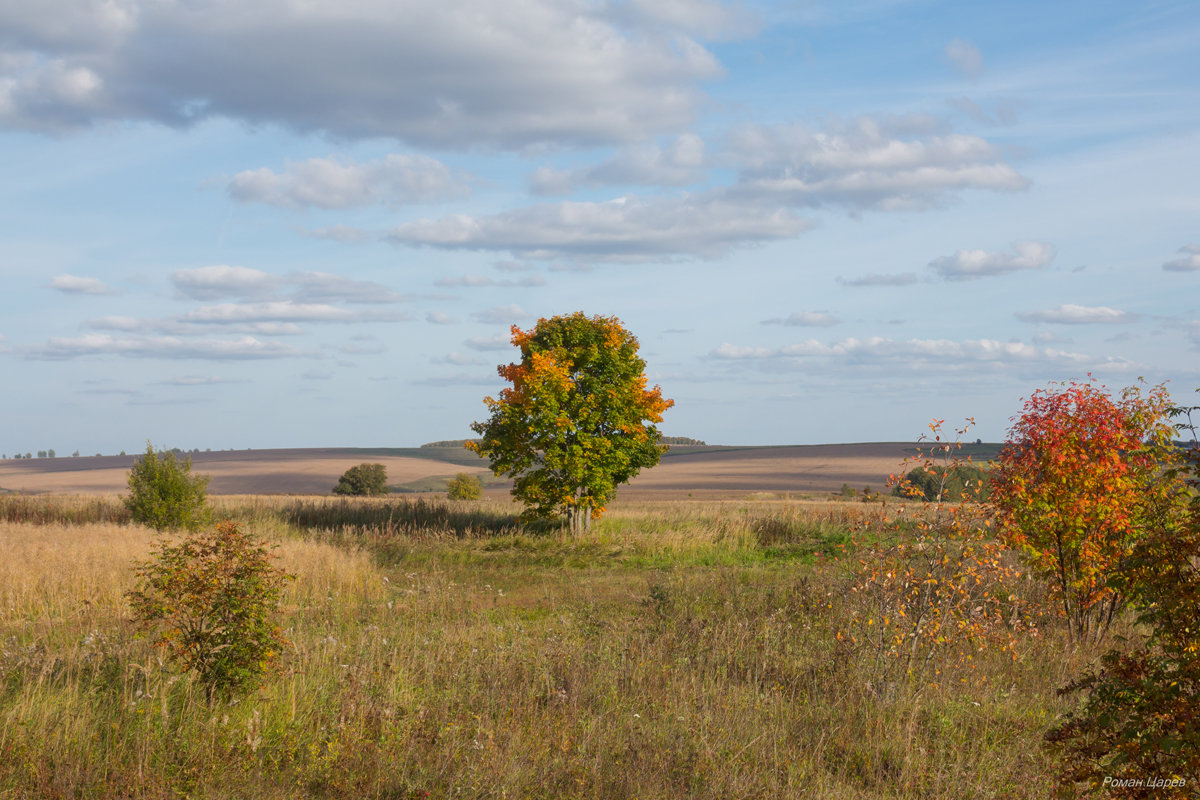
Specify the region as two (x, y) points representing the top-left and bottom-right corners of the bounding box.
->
(0, 492), (1109, 799)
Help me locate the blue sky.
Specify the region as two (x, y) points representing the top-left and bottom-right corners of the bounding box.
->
(2, 0), (1197, 454)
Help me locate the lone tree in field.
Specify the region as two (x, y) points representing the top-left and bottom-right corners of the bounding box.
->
(125, 442), (210, 531)
(990, 379), (1177, 644)
(469, 312), (673, 533)
(332, 463), (389, 496)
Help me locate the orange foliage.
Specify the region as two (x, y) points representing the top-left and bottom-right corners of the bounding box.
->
(991, 379), (1177, 644)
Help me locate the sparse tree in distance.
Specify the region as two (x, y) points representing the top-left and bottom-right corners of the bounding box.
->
(332, 463), (389, 496)
(125, 441), (211, 531)
(469, 312), (673, 533)
(446, 472), (483, 500)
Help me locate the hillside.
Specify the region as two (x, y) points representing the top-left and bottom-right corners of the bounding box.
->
(0, 441), (999, 497)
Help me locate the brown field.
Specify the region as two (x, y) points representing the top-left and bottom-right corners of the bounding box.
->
(0, 448), (491, 495)
(0, 442), (959, 498)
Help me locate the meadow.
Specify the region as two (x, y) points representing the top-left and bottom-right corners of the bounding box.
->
(0, 493), (1106, 799)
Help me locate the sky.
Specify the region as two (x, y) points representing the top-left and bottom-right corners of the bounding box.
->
(1, 0), (1198, 454)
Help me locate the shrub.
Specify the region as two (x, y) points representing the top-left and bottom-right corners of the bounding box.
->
(446, 472), (483, 500)
(124, 442), (210, 531)
(127, 521), (292, 701)
(1046, 398), (1200, 795)
(990, 380), (1177, 644)
(332, 463), (389, 495)
(841, 420), (1035, 697)
(892, 464), (990, 502)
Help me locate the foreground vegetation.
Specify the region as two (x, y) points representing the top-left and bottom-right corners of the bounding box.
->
(0, 492), (1120, 799)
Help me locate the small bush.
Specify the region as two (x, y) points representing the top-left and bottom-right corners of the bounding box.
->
(892, 464), (990, 502)
(446, 472), (483, 500)
(124, 442), (210, 531)
(126, 521), (293, 701)
(332, 463), (389, 496)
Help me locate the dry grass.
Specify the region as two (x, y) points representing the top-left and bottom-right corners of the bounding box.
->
(0, 495), (1091, 799)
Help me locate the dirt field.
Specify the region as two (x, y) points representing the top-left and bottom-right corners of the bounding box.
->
(0, 442), (964, 498)
(0, 448), (492, 495)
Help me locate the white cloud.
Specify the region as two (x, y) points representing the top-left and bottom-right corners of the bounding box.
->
(158, 375), (247, 386)
(228, 154), (469, 209)
(604, 0), (760, 40)
(727, 115), (1027, 211)
(30, 334), (303, 360)
(471, 304), (530, 325)
(49, 274), (113, 295)
(928, 241), (1055, 280)
(291, 272), (408, 304)
(945, 38), (984, 79)
(388, 194), (810, 261)
(427, 312), (456, 325)
(301, 225), (373, 243)
(87, 315), (306, 337)
(762, 312), (841, 327)
(180, 301), (402, 324)
(530, 134), (707, 194)
(466, 333), (514, 351)
(433, 352), (486, 366)
(1016, 304), (1140, 324)
(711, 336), (1118, 371)
(836, 272), (919, 287)
(172, 265), (282, 300)
(1163, 244), (1200, 272)
(434, 274), (546, 288)
(0, 0), (726, 148)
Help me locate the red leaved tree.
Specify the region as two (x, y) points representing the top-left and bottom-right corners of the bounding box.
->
(990, 379), (1177, 645)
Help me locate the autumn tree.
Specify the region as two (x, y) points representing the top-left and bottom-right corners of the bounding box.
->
(469, 313), (673, 533)
(127, 521), (292, 701)
(1046, 397), (1200, 795)
(990, 379), (1177, 645)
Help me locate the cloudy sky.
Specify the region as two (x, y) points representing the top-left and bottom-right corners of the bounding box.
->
(2, 0), (1197, 454)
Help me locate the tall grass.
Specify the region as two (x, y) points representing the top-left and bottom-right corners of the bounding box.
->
(0, 496), (1094, 798)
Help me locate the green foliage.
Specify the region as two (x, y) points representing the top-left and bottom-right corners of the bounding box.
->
(124, 442), (210, 531)
(892, 464), (991, 502)
(446, 472), (483, 500)
(469, 313), (673, 533)
(332, 463), (389, 496)
(126, 521), (293, 701)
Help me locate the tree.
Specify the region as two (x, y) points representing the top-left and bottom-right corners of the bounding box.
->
(332, 463), (389, 495)
(127, 521), (292, 701)
(125, 442), (211, 531)
(469, 313), (673, 533)
(990, 379), (1177, 645)
(1046, 397), (1199, 795)
(446, 472), (483, 500)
